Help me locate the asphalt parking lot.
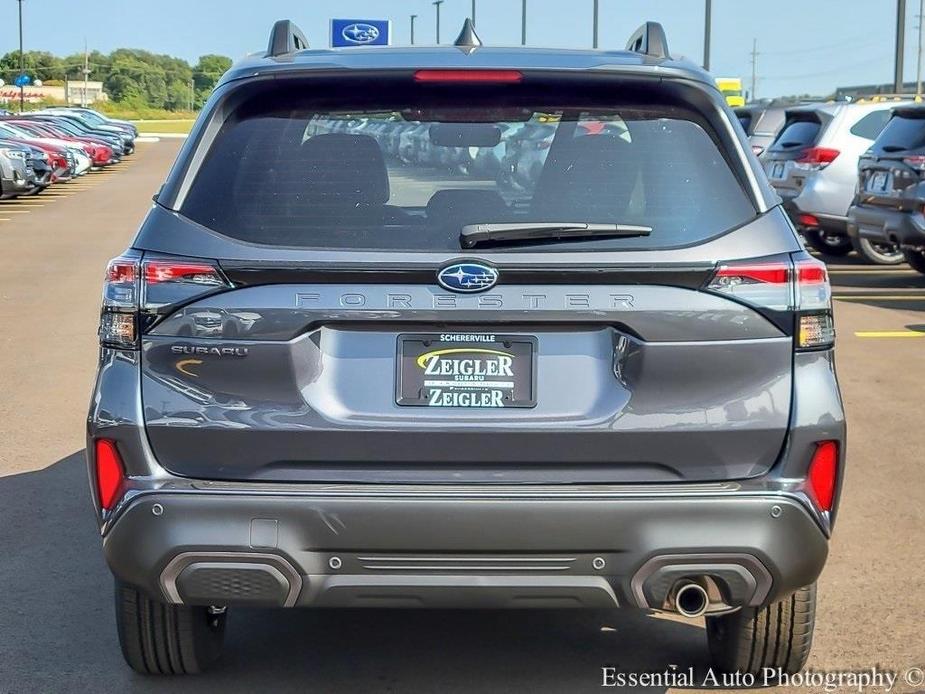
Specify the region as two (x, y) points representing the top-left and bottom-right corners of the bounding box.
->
(0, 140), (923, 693)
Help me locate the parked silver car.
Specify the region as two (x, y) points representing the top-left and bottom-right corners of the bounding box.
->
(0, 144), (35, 199)
(735, 103), (787, 156)
(761, 101), (907, 262)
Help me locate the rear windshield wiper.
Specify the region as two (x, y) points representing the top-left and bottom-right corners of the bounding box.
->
(460, 222), (652, 248)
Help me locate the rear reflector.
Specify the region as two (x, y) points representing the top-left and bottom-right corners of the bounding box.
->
(413, 69), (523, 83)
(807, 441), (838, 512)
(94, 439), (125, 511)
(797, 213), (820, 228)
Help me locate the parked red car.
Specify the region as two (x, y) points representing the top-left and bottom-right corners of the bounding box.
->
(3, 119), (115, 167)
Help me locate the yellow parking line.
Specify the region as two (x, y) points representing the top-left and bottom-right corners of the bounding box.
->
(0, 210), (31, 214)
(834, 295), (925, 300)
(0, 218), (10, 222)
(855, 331), (925, 338)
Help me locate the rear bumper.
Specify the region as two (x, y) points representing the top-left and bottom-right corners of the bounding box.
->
(101, 485), (828, 611)
(848, 203), (925, 248)
(782, 197), (848, 233)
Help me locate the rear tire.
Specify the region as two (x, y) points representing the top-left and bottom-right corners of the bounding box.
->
(903, 248), (925, 274)
(802, 229), (852, 256)
(706, 583), (816, 677)
(114, 581), (226, 675)
(853, 237), (905, 265)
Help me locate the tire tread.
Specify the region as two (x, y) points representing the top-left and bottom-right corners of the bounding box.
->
(707, 583), (816, 677)
(114, 581), (224, 675)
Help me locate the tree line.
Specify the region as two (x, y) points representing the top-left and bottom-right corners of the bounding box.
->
(0, 49), (233, 111)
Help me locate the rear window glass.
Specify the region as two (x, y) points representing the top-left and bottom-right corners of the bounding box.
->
(180, 84), (756, 252)
(849, 109), (892, 140)
(873, 114), (925, 151)
(770, 119), (821, 151)
(736, 112), (753, 133)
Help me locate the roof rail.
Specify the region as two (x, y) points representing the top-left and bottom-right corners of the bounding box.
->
(625, 22), (670, 60)
(267, 19), (309, 57)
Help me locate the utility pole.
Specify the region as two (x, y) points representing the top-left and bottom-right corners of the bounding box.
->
(896, 0), (907, 94)
(917, 0), (924, 97)
(410, 14), (417, 45)
(433, 0), (443, 44)
(188, 78), (194, 112)
(703, 0), (712, 70)
(521, 0), (527, 45)
(471, 0), (476, 27)
(592, 0), (599, 49)
(18, 0), (24, 113)
(82, 41), (90, 108)
(750, 38), (759, 102)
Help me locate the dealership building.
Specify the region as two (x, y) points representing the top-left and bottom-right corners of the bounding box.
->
(0, 80), (107, 105)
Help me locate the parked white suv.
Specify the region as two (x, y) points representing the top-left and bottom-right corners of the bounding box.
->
(761, 101), (909, 262)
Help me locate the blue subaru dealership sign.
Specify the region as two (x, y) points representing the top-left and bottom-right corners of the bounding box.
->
(331, 19), (391, 47)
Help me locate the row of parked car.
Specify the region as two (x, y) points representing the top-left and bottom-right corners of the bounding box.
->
(0, 107), (137, 200)
(738, 98), (925, 273)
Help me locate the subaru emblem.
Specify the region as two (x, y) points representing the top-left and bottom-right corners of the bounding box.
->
(342, 23), (380, 44)
(437, 262), (499, 293)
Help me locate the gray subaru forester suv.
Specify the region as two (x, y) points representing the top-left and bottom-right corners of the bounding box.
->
(87, 20), (845, 676)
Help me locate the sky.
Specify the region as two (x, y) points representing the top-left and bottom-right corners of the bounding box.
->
(0, 0), (917, 99)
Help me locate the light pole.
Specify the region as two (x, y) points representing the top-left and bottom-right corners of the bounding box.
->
(410, 14), (417, 45)
(896, 0), (907, 94)
(917, 0), (924, 97)
(18, 0), (25, 113)
(521, 0), (527, 45)
(703, 0), (712, 70)
(592, 0), (599, 49)
(433, 0), (443, 44)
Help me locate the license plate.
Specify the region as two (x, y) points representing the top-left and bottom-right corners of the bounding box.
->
(396, 333), (537, 408)
(770, 162), (786, 179)
(867, 171), (891, 193)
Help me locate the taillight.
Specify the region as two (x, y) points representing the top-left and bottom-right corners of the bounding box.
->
(797, 213), (820, 228)
(99, 255), (139, 348)
(796, 146), (840, 168)
(94, 438), (126, 511)
(413, 69), (523, 83)
(707, 261), (792, 311)
(902, 154), (925, 170)
(706, 255), (834, 350)
(807, 441), (839, 513)
(99, 254), (230, 348)
(142, 258), (228, 310)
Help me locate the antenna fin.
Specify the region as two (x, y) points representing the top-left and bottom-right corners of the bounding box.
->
(454, 18), (482, 50)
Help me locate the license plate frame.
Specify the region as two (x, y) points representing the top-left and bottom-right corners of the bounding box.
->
(866, 171), (891, 194)
(396, 333), (537, 408)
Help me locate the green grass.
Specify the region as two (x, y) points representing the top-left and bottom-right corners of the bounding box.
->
(131, 119), (195, 134)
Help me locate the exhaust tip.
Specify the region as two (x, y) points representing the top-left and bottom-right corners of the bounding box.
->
(673, 581), (709, 618)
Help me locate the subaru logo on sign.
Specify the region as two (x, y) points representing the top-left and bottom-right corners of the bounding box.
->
(437, 263), (499, 293)
(331, 19), (391, 47)
(342, 23), (379, 44)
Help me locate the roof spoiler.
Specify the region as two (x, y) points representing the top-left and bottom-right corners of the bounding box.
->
(267, 19), (309, 57)
(625, 22), (669, 60)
